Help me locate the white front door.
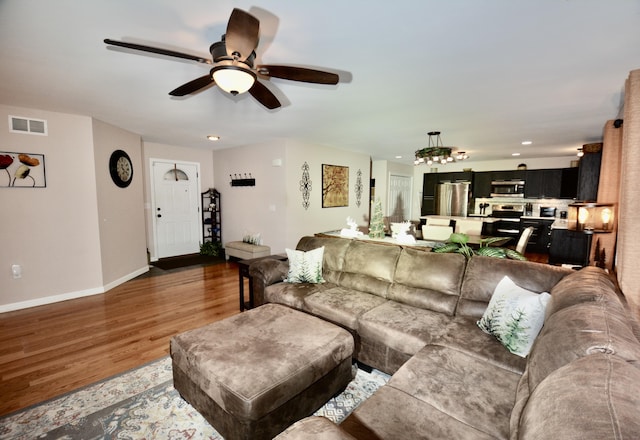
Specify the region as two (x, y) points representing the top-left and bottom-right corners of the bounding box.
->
(152, 160), (201, 258)
(388, 174), (413, 222)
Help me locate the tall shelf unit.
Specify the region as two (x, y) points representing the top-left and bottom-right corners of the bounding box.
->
(202, 188), (221, 244)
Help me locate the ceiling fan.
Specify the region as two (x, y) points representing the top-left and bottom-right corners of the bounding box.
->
(104, 8), (339, 109)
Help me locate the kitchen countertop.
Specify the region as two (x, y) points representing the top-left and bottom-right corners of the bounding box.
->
(521, 215), (559, 220)
(551, 219), (569, 229)
(422, 214), (571, 231)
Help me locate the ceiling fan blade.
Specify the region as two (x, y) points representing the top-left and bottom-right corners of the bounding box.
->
(169, 74), (215, 96)
(224, 8), (260, 61)
(248, 81), (281, 109)
(257, 65), (339, 85)
(104, 38), (212, 64)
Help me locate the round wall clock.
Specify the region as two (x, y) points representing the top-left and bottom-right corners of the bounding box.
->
(109, 149), (133, 188)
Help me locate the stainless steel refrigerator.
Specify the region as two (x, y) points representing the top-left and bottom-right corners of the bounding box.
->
(436, 182), (470, 217)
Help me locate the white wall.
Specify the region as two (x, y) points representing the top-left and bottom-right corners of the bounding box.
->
(284, 141), (371, 249)
(93, 119), (148, 287)
(213, 141), (288, 253)
(0, 105), (148, 312)
(213, 140), (371, 254)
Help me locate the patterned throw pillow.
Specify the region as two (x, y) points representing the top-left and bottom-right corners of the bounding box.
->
(477, 276), (550, 357)
(284, 247), (325, 284)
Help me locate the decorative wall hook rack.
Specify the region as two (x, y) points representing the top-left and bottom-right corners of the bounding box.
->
(230, 173), (256, 187)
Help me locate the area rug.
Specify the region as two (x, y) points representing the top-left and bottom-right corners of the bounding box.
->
(0, 356), (389, 440)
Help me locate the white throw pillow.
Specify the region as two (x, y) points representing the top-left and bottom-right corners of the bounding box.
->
(284, 247), (325, 284)
(477, 276), (550, 357)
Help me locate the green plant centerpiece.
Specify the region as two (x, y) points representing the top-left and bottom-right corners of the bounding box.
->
(200, 240), (223, 257)
(432, 233), (526, 260)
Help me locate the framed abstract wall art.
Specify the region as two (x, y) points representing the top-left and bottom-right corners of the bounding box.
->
(0, 151), (46, 188)
(322, 164), (349, 208)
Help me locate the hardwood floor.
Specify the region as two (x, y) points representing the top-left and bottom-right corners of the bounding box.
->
(0, 261), (241, 416)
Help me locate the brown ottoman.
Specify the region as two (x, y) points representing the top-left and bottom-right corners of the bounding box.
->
(170, 303), (355, 440)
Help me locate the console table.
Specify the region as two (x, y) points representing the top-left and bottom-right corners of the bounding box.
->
(238, 254), (287, 311)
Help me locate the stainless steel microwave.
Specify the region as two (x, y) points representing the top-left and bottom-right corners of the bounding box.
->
(491, 180), (525, 197)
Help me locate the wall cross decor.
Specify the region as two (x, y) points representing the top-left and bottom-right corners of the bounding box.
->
(355, 169), (363, 207)
(299, 162), (311, 210)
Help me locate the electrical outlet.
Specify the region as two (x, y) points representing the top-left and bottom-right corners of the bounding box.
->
(11, 264), (21, 279)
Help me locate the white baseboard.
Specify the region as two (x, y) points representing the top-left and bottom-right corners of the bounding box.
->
(0, 266), (150, 313)
(103, 266), (150, 292)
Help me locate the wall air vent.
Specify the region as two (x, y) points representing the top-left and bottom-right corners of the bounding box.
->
(9, 116), (48, 135)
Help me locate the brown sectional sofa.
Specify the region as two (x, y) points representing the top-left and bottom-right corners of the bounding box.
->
(249, 235), (640, 439)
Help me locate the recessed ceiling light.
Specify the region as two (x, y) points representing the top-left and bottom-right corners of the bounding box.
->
(207, 135), (220, 141)
(512, 152), (521, 156)
(395, 155), (402, 159)
(521, 141), (532, 145)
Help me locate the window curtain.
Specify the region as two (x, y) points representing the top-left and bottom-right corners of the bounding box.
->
(594, 120), (622, 271)
(617, 68), (640, 310)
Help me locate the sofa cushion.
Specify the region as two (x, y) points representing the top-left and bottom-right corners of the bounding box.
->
(275, 416), (357, 440)
(358, 301), (452, 356)
(477, 276), (551, 357)
(304, 286), (388, 330)
(515, 354), (640, 440)
(285, 246), (325, 283)
(435, 315), (527, 374)
(338, 240), (401, 297)
(386, 344), (521, 440)
(509, 367), (532, 439)
(296, 236), (351, 284)
(526, 300), (640, 391)
(265, 281), (336, 310)
(342, 385), (498, 440)
(388, 248), (466, 315)
(457, 256), (570, 318)
(546, 266), (624, 317)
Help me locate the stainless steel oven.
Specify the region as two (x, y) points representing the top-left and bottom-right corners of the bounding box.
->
(489, 203), (524, 241)
(491, 180), (525, 198)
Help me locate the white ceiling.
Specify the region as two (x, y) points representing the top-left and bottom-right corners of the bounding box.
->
(1, 0), (639, 165)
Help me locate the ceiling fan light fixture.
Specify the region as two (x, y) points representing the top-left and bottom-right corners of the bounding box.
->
(212, 66), (256, 95)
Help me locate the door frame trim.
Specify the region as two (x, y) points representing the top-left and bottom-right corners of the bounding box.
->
(149, 158), (202, 261)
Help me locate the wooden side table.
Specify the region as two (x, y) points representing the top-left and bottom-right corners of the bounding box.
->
(237, 254), (287, 311)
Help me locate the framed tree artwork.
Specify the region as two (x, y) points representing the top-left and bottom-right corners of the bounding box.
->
(322, 164), (349, 207)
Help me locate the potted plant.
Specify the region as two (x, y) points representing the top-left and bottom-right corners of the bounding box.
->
(432, 233), (526, 260)
(200, 240), (223, 257)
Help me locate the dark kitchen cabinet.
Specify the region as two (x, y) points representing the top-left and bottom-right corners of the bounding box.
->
(491, 170), (525, 181)
(525, 169), (562, 198)
(577, 148), (602, 201)
(436, 171), (472, 183)
(421, 173), (438, 215)
(520, 218), (554, 253)
(548, 229), (592, 266)
(472, 171), (493, 198)
(560, 167), (579, 199)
